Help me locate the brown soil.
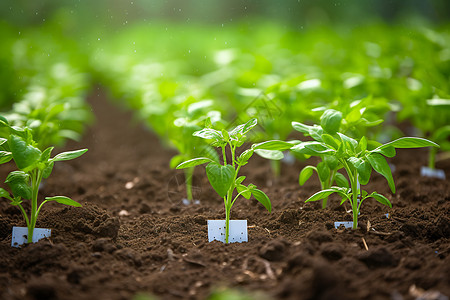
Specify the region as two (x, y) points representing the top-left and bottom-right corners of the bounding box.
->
(0, 87), (449, 300)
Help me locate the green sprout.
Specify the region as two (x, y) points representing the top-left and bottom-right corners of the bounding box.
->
(291, 123), (439, 229)
(176, 118), (292, 243)
(0, 117), (87, 244)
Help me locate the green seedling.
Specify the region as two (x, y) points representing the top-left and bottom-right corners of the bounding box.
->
(291, 125), (439, 229)
(0, 117), (87, 243)
(176, 118), (292, 243)
(169, 100), (222, 202)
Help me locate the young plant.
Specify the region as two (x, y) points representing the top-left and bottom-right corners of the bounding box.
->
(176, 118), (292, 243)
(0, 117), (87, 243)
(293, 109), (348, 209)
(169, 100), (222, 202)
(291, 127), (439, 229)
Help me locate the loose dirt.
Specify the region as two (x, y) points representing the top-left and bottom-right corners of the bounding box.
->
(0, 87), (449, 300)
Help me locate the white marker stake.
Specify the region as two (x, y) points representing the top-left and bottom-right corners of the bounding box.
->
(334, 221), (353, 229)
(207, 220), (247, 243)
(420, 166), (446, 180)
(11, 227), (51, 248)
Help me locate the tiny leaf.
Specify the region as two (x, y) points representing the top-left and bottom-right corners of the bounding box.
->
(176, 157), (213, 169)
(320, 109), (342, 134)
(369, 192), (392, 208)
(254, 149), (284, 160)
(52, 149), (88, 162)
(299, 166), (315, 186)
(45, 196), (82, 207)
(251, 189), (272, 212)
(366, 153), (395, 193)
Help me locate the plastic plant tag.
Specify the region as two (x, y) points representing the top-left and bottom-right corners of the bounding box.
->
(334, 221), (353, 229)
(420, 166), (446, 180)
(208, 220), (248, 243)
(11, 227), (51, 248)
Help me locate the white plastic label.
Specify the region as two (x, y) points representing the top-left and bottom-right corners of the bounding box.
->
(207, 220), (248, 243)
(334, 221), (353, 229)
(420, 166), (446, 180)
(11, 227), (51, 248)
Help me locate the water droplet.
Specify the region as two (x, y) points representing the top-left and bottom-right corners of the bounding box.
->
(188, 50), (191, 54)
(98, 38), (100, 41)
(133, 41), (135, 45)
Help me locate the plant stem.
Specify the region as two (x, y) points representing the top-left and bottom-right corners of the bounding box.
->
(184, 167), (194, 201)
(428, 147), (437, 169)
(222, 146), (227, 166)
(351, 171), (359, 230)
(28, 170), (42, 243)
(270, 160), (281, 179)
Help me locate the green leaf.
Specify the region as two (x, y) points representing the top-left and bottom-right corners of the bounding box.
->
(320, 109), (342, 134)
(251, 189), (272, 212)
(241, 118), (258, 135)
(324, 155), (339, 170)
(170, 154), (187, 169)
(5, 171), (32, 200)
(0, 188), (11, 200)
(42, 161), (54, 179)
(9, 135), (41, 171)
(235, 176), (246, 184)
(52, 149), (88, 162)
(0, 138), (7, 146)
(366, 153), (395, 193)
(236, 184), (251, 199)
(252, 140), (293, 151)
(291, 141), (334, 156)
(299, 166), (315, 186)
(337, 133), (358, 154)
(292, 121), (312, 134)
(382, 137), (439, 149)
(359, 136), (367, 153)
(229, 119), (258, 139)
(45, 196), (82, 207)
(371, 145), (396, 158)
(334, 172), (349, 188)
(237, 149), (254, 164)
(317, 161), (330, 182)
(40, 147), (54, 162)
(176, 157), (213, 169)
(0, 151), (12, 164)
(368, 192), (392, 208)
(348, 157), (372, 185)
(254, 149), (284, 160)
(206, 163), (235, 197)
(193, 128), (222, 140)
(321, 134), (340, 150)
(430, 126), (450, 143)
(306, 189), (337, 202)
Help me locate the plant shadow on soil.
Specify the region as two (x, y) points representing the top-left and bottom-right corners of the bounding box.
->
(0, 87), (449, 300)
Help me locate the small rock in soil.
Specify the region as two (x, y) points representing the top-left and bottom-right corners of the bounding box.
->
(358, 246), (399, 268)
(259, 239), (289, 261)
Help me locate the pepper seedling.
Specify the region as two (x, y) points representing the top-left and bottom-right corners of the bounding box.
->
(176, 118), (292, 243)
(0, 117), (87, 244)
(291, 126), (439, 229)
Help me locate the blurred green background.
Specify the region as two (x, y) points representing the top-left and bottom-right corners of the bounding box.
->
(1, 0), (450, 29)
